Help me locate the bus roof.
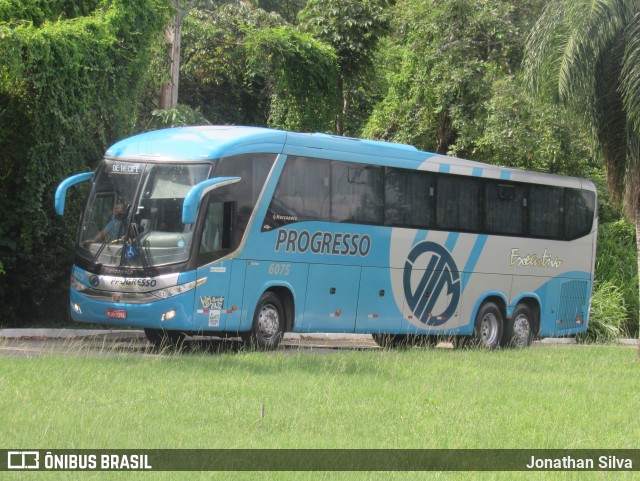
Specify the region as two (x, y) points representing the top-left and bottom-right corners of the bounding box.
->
(106, 126), (287, 160)
(104, 126), (595, 191)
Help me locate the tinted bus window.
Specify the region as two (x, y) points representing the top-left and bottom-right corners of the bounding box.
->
(484, 182), (525, 235)
(199, 153), (276, 263)
(565, 188), (596, 239)
(529, 185), (563, 238)
(266, 156), (330, 229)
(331, 162), (383, 224)
(385, 168), (434, 228)
(436, 176), (481, 231)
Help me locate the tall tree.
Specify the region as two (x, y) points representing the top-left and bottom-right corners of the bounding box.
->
(160, 0), (256, 110)
(364, 0), (543, 154)
(298, 0), (390, 135)
(178, 4), (284, 125)
(524, 0), (640, 344)
(159, 0), (192, 109)
(0, 0), (170, 325)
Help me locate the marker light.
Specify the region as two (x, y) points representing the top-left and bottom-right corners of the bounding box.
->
(161, 310), (176, 321)
(72, 303), (82, 314)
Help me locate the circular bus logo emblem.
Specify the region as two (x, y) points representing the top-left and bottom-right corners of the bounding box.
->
(403, 241), (460, 326)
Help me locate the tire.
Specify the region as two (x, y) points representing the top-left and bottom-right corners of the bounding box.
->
(144, 328), (186, 351)
(242, 292), (285, 350)
(502, 304), (534, 348)
(472, 302), (504, 350)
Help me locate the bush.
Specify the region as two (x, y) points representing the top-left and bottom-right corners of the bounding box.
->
(583, 281), (628, 342)
(0, 0), (171, 326)
(148, 104), (210, 129)
(594, 220), (639, 337)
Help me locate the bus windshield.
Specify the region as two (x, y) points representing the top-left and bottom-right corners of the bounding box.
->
(79, 160), (210, 267)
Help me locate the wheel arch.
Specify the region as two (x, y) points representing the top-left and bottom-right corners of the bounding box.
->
(263, 284), (295, 333)
(469, 291), (509, 327)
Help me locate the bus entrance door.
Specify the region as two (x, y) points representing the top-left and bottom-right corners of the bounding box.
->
(192, 261), (233, 332)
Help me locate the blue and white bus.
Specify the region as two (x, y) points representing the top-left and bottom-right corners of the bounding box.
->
(55, 126), (597, 349)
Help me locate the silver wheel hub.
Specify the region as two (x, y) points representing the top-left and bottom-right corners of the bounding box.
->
(480, 312), (499, 346)
(257, 303), (280, 339)
(512, 314), (530, 346)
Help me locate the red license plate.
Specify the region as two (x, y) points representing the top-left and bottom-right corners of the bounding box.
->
(106, 309), (127, 320)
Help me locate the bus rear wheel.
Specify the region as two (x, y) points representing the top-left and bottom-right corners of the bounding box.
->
(472, 302), (503, 350)
(242, 292), (285, 350)
(502, 304), (534, 348)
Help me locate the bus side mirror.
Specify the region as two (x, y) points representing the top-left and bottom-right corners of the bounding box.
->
(182, 176), (241, 225)
(55, 172), (94, 216)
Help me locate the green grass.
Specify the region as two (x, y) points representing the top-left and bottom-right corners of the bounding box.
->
(1, 344), (638, 480)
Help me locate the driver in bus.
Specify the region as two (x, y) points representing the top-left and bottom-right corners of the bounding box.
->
(83, 202), (127, 246)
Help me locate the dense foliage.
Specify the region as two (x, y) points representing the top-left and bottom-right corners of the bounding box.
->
(298, 0), (390, 135)
(179, 4), (283, 126)
(0, 0), (637, 336)
(585, 220), (639, 340)
(0, 0), (171, 324)
(365, 0), (543, 152)
(524, 0), (640, 338)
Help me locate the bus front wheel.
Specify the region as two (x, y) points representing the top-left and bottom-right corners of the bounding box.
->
(502, 304), (534, 348)
(242, 292), (285, 350)
(472, 302), (503, 350)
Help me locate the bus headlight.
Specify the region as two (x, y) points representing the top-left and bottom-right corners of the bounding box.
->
(150, 278), (206, 299)
(71, 276), (88, 292)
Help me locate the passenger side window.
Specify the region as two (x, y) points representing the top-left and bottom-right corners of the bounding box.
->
(265, 156), (330, 230)
(565, 188), (595, 239)
(385, 168), (434, 228)
(529, 185), (563, 238)
(436, 176), (481, 231)
(484, 182), (525, 235)
(331, 162), (384, 224)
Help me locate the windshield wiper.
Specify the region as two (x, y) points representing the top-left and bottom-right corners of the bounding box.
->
(90, 220), (124, 265)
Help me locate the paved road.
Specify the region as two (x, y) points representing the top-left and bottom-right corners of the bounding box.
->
(0, 330), (635, 358)
(0, 332), (381, 358)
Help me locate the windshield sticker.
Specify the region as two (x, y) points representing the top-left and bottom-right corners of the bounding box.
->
(510, 248), (563, 269)
(275, 229), (371, 257)
(111, 164), (142, 174)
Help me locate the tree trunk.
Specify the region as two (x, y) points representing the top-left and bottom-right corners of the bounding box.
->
(436, 110), (452, 154)
(636, 197), (640, 357)
(159, 2), (186, 110)
(336, 78), (345, 136)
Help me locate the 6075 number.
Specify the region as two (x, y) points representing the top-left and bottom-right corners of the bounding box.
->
(268, 263), (290, 276)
